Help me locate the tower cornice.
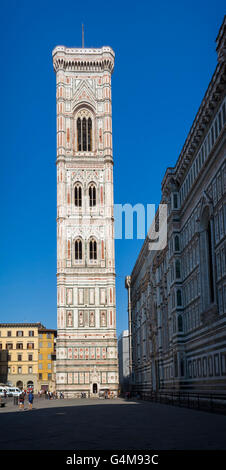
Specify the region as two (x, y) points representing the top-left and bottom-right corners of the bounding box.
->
(52, 46), (115, 74)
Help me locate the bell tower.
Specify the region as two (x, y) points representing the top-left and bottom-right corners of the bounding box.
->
(52, 45), (118, 397)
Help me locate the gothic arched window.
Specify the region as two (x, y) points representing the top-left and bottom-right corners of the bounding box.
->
(89, 183), (96, 207)
(177, 289), (182, 307)
(178, 314), (183, 332)
(175, 260), (181, 279)
(175, 235), (180, 252)
(75, 239), (82, 260)
(88, 117), (92, 151)
(200, 206), (215, 307)
(82, 118), (87, 151)
(77, 118), (81, 151)
(207, 220), (214, 303)
(89, 238), (97, 260)
(74, 183), (82, 207)
(77, 115), (92, 152)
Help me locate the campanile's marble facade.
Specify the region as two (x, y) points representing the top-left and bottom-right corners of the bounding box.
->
(52, 46), (118, 397)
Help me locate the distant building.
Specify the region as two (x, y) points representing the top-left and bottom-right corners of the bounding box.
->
(38, 328), (57, 392)
(126, 17), (226, 397)
(0, 350), (8, 384)
(0, 323), (57, 393)
(118, 330), (130, 393)
(0, 323), (42, 392)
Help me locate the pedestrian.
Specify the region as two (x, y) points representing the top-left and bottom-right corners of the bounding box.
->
(19, 391), (25, 410)
(28, 390), (34, 410)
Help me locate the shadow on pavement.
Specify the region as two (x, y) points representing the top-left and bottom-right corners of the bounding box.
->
(1, 399), (226, 450)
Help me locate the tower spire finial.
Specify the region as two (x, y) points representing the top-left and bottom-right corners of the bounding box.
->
(82, 24), (84, 48)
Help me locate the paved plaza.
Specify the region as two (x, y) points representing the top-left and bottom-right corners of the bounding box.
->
(0, 397), (226, 450)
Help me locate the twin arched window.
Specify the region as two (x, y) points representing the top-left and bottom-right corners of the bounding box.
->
(74, 238), (97, 261)
(77, 117), (92, 151)
(74, 183), (96, 207)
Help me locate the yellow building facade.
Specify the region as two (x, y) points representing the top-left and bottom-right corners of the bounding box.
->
(0, 323), (42, 393)
(38, 328), (56, 392)
(0, 323), (57, 393)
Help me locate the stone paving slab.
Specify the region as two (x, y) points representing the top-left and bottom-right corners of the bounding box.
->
(0, 397), (226, 450)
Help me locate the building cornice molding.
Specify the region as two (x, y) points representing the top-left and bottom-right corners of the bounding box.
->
(52, 46), (115, 74)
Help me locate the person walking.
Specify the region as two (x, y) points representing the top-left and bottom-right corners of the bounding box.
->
(19, 391), (25, 410)
(28, 390), (34, 410)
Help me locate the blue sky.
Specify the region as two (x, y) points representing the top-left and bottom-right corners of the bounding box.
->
(0, 0), (225, 335)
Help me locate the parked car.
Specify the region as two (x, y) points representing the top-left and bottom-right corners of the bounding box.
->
(0, 387), (7, 407)
(5, 387), (22, 397)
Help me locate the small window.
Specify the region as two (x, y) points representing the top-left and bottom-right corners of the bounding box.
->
(82, 118), (87, 151)
(7, 331), (12, 337)
(178, 315), (183, 332)
(180, 359), (184, 376)
(218, 112), (222, 132)
(175, 260), (181, 279)
(18, 366), (22, 374)
(29, 331), (34, 337)
(27, 343), (34, 350)
(28, 355), (33, 361)
(215, 120), (218, 140)
(211, 126), (214, 146)
(74, 184), (82, 207)
(16, 343), (23, 350)
(48, 373), (52, 380)
(16, 331), (23, 337)
(75, 239), (82, 260)
(17, 354), (22, 362)
(39, 373), (42, 380)
(175, 235), (180, 252)
(177, 289), (182, 307)
(88, 117), (92, 151)
(77, 118), (81, 151)
(173, 193), (178, 209)
(89, 238), (97, 260)
(28, 366), (33, 374)
(89, 183), (96, 207)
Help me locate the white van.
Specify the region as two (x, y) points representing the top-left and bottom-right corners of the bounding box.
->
(6, 387), (22, 397)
